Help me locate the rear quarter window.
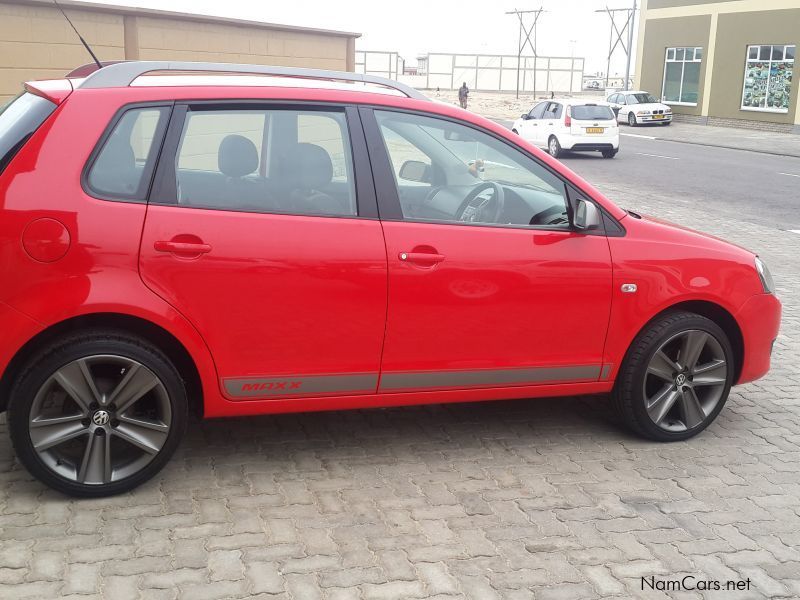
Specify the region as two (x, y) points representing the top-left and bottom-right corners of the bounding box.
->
(85, 106), (170, 201)
(0, 92), (56, 175)
(570, 105), (615, 121)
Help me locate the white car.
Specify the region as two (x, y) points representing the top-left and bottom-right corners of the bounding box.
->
(512, 100), (619, 159)
(607, 91), (672, 126)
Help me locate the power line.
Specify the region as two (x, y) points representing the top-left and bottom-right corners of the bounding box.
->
(505, 8), (546, 99)
(596, 2), (638, 90)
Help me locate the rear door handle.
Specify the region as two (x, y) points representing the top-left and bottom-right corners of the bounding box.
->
(399, 251), (445, 265)
(154, 240), (212, 255)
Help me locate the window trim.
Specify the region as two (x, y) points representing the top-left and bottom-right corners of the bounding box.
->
(81, 101), (174, 203)
(359, 104), (622, 236)
(661, 46), (703, 107)
(740, 44), (795, 114)
(148, 100), (378, 219)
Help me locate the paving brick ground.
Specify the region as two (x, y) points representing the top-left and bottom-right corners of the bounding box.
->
(1, 172), (798, 599)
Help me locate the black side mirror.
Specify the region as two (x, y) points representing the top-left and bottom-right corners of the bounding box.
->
(573, 199), (601, 231)
(521, 113), (530, 120)
(398, 160), (432, 183)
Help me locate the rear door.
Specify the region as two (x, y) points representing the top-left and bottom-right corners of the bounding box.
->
(139, 103), (388, 400)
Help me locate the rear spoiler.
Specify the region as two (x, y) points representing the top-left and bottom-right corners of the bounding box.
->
(24, 79), (75, 105)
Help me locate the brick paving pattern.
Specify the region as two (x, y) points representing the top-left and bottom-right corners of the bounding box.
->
(1, 180), (798, 599)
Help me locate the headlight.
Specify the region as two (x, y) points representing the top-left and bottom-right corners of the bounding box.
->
(755, 257), (775, 294)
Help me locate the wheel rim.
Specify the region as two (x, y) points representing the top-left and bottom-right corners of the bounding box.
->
(642, 330), (728, 433)
(549, 138), (558, 155)
(28, 355), (172, 485)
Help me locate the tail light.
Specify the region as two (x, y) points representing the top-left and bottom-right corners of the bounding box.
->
(565, 107), (572, 127)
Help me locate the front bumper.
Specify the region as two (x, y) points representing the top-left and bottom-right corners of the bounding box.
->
(637, 114), (672, 123)
(735, 293), (781, 384)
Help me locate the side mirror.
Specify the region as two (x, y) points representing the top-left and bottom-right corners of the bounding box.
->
(398, 160), (432, 183)
(574, 199), (601, 231)
(521, 113), (530, 120)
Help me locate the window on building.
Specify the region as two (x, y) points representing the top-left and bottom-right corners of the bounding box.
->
(741, 45), (795, 113)
(662, 47), (703, 105)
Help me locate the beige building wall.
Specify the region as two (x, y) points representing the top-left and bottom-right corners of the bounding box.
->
(635, 0), (800, 131)
(0, 0), (359, 103)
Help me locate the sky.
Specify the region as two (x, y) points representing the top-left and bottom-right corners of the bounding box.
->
(100, 0), (640, 76)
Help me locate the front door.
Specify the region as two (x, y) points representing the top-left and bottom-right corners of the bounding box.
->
(140, 104), (387, 400)
(363, 108), (612, 393)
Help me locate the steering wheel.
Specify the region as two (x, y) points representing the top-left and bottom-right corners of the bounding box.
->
(455, 182), (505, 224)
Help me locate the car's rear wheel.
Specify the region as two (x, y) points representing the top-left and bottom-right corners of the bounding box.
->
(628, 112), (637, 126)
(612, 311), (733, 441)
(8, 331), (187, 497)
(602, 149), (618, 159)
(548, 136), (562, 158)
(511, 128), (519, 134)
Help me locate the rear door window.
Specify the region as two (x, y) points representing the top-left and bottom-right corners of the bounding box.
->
(570, 105), (615, 121)
(85, 106), (170, 201)
(173, 108), (357, 217)
(0, 92), (56, 175)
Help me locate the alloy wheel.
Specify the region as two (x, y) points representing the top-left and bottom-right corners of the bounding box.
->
(642, 330), (728, 432)
(549, 138), (559, 156)
(28, 355), (172, 485)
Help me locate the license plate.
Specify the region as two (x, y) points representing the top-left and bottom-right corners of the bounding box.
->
(653, 114), (665, 119)
(586, 127), (604, 134)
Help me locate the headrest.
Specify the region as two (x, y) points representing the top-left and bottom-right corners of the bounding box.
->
(218, 134), (259, 178)
(285, 143), (333, 189)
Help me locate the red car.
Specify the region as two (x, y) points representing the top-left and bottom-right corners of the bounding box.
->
(0, 62), (780, 496)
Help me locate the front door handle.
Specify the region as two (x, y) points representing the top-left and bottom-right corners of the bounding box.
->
(154, 240), (212, 256)
(399, 251), (445, 265)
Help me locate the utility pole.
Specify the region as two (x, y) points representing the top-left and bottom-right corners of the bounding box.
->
(596, 4), (638, 90)
(505, 8), (545, 99)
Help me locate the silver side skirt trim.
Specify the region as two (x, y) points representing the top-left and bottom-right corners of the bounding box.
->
(379, 365), (602, 391)
(223, 365), (603, 399)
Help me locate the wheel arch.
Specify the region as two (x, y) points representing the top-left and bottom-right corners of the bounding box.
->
(628, 300), (744, 384)
(0, 313), (204, 416)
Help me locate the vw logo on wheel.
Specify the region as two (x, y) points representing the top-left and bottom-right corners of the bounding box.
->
(675, 373), (687, 386)
(92, 410), (110, 426)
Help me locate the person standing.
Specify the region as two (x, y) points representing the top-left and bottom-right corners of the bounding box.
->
(458, 82), (469, 109)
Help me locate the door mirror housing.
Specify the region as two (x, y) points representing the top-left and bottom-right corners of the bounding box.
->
(398, 160), (432, 183)
(521, 113), (530, 120)
(573, 199), (601, 231)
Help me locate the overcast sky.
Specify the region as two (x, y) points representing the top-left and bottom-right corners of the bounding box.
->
(101, 0), (639, 76)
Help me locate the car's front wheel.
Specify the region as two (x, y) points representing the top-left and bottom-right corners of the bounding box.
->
(8, 331), (188, 497)
(612, 311), (733, 441)
(628, 112), (637, 126)
(548, 136), (562, 158)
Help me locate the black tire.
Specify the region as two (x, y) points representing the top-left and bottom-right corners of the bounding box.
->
(511, 129), (519, 135)
(628, 112), (637, 127)
(7, 330), (188, 497)
(547, 135), (562, 158)
(602, 149), (618, 159)
(612, 311), (734, 442)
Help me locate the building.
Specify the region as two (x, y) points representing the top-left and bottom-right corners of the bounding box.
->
(635, 0), (800, 132)
(0, 0), (360, 103)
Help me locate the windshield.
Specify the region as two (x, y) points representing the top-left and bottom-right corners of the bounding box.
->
(0, 92), (56, 175)
(571, 105), (615, 120)
(631, 93), (658, 104)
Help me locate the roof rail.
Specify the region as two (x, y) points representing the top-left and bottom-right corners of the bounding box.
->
(78, 61), (428, 101)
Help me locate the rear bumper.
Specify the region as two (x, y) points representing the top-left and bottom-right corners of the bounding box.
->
(0, 301), (43, 407)
(560, 133), (619, 151)
(735, 293), (781, 384)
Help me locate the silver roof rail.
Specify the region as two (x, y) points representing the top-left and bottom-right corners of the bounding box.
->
(78, 61), (428, 101)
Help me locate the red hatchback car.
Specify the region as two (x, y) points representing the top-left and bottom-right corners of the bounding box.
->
(0, 62), (780, 496)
